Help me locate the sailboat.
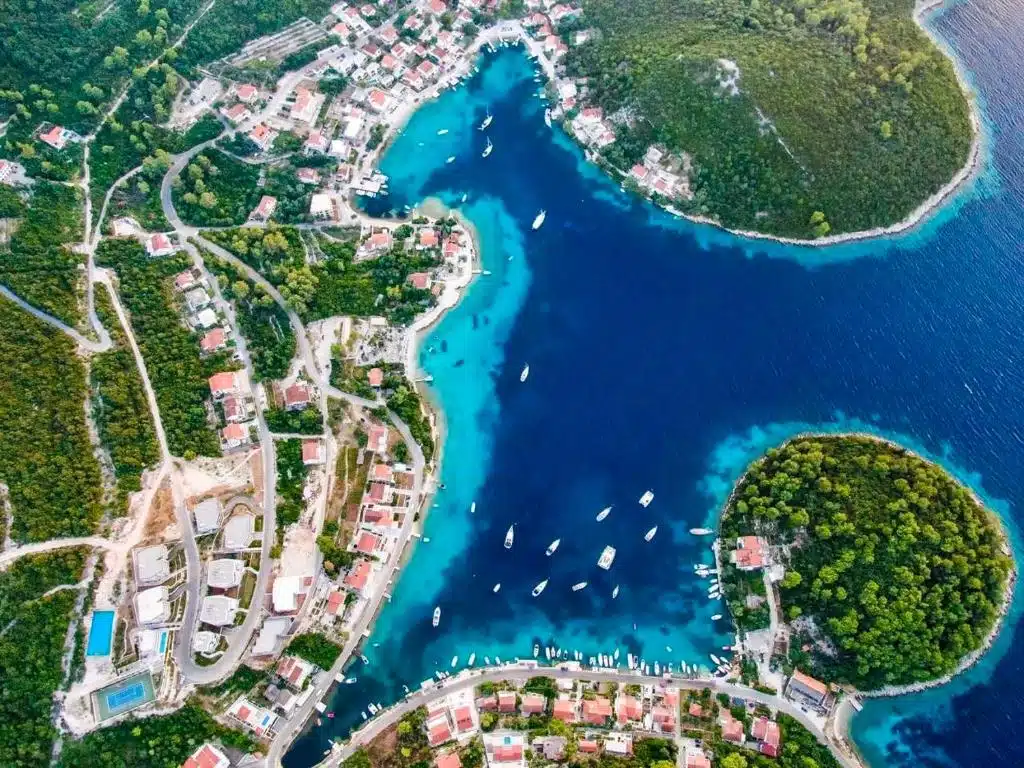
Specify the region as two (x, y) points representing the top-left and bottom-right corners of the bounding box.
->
(532, 210), (546, 230)
(546, 538), (560, 556)
(520, 363), (530, 382)
(504, 525), (514, 548)
(644, 526), (658, 542)
(482, 137), (493, 158)
(639, 490), (654, 507)
(611, 585), (619, 599)
(432, 606), (441, 627)
(532, 579), (549, 597)
(571, 581), (588, 592)
(479, 112), (493, 130)
(595, 506), (612, 521)
(493, 583), (502, 593)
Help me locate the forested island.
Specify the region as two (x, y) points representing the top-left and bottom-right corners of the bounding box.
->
(720, 434), (1013, 691)
(565, 0), (975, 239)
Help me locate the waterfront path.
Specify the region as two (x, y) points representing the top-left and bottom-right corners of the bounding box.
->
(306, 665), (861, 768)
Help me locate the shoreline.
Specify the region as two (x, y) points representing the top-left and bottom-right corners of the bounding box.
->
(719, 430), (1017, 699)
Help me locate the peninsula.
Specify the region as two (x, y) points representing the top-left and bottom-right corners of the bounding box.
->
(718, 434), (1014, 693)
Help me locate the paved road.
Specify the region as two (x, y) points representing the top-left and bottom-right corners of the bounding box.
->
(310, 666), (860, 768)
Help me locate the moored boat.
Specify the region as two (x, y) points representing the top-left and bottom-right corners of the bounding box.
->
(451, 655), (459, 667)
(571, 581), (588, 591)
(611, 585), (619, 599)
(597, 545), (616, 570)
(432, 606), (441, 627)
(546, 538), (560, 556)
(479, 112), (493, 130)
(596, 505), (612, 521)
(711, 613), (723, 621)
(504, 525), (514, 549)
(644, 526), (658, 542)
(493, 583), (501, 593)
(520, 363), (530, 382)
(532, 210), (546, 230)
(532, 579), (549, 597)
(482, 137), (493, 158)
(690, 527), (714, 536)
(639, 490), (654, 507)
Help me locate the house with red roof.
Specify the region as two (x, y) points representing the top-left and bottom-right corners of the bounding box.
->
(283, 382), (312, 410)
(578, 739), (599, 754)
(752, 716), (782, 757)
(418, 229), (439, 249)
(367, 367), (384, 387)
(720, 714), (744, 744)
(688, 702), (704, 717)
(227, 696), (277, 736)
(344, 559), (372, 591)
(685, 752), (711, 768)
(175, 270), (198, 291)
(248, 123), (277, 152)
(252, 195), (278, 222)
(476, 694), (498, 711)
(731, 535), (767, 570)
(332, 21), (351, 38)
(453, 704), (474, 732)
(497, 691), (517, 713)
(360, 231), (392, 257)
(146, 232), (176, 257)
(368, 424), (389, 453)
(201, 327), (228, 354)
(208, 372), (238, 398)
(377, 25), (399, 45)
(326, 589), (345, 616)
(552, 697), (576, 722)
(276, 655), (315, 689)
(221, 103), (252, 125)
(39, 124), (73, 150)
(484, 733), (524, 765)
(426, 711), (453, 746)
(304, 131), (330, 155)
(582, 697), (612, 725)
(371, 462), (392, 483)
(302, 439), (324, 465)
(428, 0), (446, 13)
(787, 669), (829, 706)
(368, 89), (390, 113)
(520, 693), (546, 715)
(354, 530), (382, 555)
(408, 272), (432, 290)
(182, 743), (230, 768)
(235, 84), (258, 103)
(222, 396), (249, 423)
(220, 422), (251, 450)
(616, 695), (642, 723)
(651, 705), (676, 733)
(435, 752), (461, 768)
(365, 482), (391, 505)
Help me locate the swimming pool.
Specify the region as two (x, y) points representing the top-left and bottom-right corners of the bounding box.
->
(86, 611), (115, 657)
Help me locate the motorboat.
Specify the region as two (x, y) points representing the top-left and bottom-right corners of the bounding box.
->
(596, 505), (612, 521)
(479, 112), (493, 130)
(654, 662), (661, 675)
(344, 677), (357, 684)
(446, 156), (455, 163)
(639, 490), (654, 507)
(504, 525), (514, 549)
(471, 501), (476, 513)
(544, 108), (551, 127)
(482, 137), (493, 158)
(462, 193), (468, 203)
(360, 654), (369, 664)
(432, 606), (441, 627)
(532, 210), (546, 230)
(611, 585), (619, 599)
(468, 653), (476, 667)
(597, 545), (616, 570)
(710, 654), (722, 666)
(665, 645), (672, 653)
(545, 647), (551, 659)
(438, 128), (449, 135)
(613, 648), (620, 660)
(571, 581), (588, 592)
(361, 712), (367, 720)
(484, 656), (491, 665)
(644, 526), (658, 542)
(690, 527), (714, 536)
(368, 703), (377, 714)
(546, 538), (560, 556)
(520, 363), (530, 382)
(451, 656), (459, 667)
(534, 644), (540, 657)
(493, 583), (501, 593)
(532, 579), (549, 597)
(711, 613), (723, 621)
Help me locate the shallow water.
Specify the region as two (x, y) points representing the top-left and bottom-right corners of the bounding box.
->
(285, 1), (1024, 764)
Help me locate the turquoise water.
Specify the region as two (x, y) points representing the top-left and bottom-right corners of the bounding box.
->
(286, 2), (1024, 765)
(86, 610), (115, 657)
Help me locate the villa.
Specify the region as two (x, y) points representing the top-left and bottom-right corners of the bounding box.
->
(146, 232), (176, 257)
(183, 743), (231, 768)
(731, 535), (767, 570)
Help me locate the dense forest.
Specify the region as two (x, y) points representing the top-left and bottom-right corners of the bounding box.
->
(202, 227), (437, 324)
(0, 181), (84, 325)
(0, 301), (103, 542)
(721, 435), (1013, 689)
(173, 149), (261, 227)
(0, 550), (88, 766)
(91, 288), (161, 512)
(565, 0), (973, 238)
(58, 702), (257, 767)
(97, 238), (233, 458)
(387, 387), (434, 461)
(204, 253), (297, 381)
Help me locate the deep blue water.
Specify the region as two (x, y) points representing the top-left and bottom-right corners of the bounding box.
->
(285, 1), (1024, 765)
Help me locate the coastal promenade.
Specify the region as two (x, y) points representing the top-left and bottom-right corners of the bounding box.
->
(304, 665), (861, 768)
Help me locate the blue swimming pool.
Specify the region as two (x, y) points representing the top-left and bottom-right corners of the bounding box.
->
(86, 611), (115, 657)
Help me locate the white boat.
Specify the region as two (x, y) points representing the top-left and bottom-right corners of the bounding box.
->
(534, 644), (540, 657)
(690, 527), (714, 536)
(596, 505), (612, 521)
(432, 606), (441, 627)
(493, 583), (501, 593)
(485, 656), (491, 665)
(361, 712), (367, 720)
(571, 581), (588, 592)
(546, 538), (560, 556)
(504, 525), (514, 549)
(613, 648), (620, 660)
(461, 193), (468, 203)
(344, 677), (357, 684)
(368, 703), (377, 714)
(423, 537), (431, 543)
(520, 363), (530, 382)
(710, 654), (722, 666)
(654, 662), (661, 675)
(446, 156), (455, 164)
(544, 108), (551, 127)
(468, 653), (476, 667)
(479, 113), (493, 130)
(532, 210), (546, 230)
(639, 490), (654, 507)
(360, 654), (369, 664)
(532, 579), (549, 597)
(611, 585), (619, 599)
(471, 501), (476, 514)
(437, 129), (449, 135)
(496, 656), (502, 664)
(644, 526), (658, 542)
(665, 646), (672, 653)
(451, 656), (459, 667)
(711, 614), (723, 621)
(544, 647), (551, 659)
(597, 545), (616, 570)
(482, 138), (493, 158)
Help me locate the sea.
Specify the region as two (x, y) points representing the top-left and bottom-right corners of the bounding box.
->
(284, 0), (1024, 765)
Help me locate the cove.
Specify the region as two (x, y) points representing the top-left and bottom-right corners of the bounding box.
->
(284, 0), (1024, 765)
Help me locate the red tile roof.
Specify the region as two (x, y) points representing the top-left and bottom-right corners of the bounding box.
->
(355, 531), (379, 554)
(686, 754), (711, 768)
(492, 745), (522, 762)
(688, 702), (703, 717)
(408, 272), (431, 289)
(302, 439), (322, 463)
(521, 693), (546, 713)
(553, 698), (576, 722)
(578, 740), (598, 753)
(344, 560), (372, 590)
(428, 721), (452, 746)
(367, 482), (387, 502)
(454, 705), (473, 731)
(367, 367), (384, 387)
(208, 372), (236, 395)
(721, 717), (744, 743)
(201, 328), (227, 353)
(326, 590), (345, 614)
(182, 743), (229, 768)
(497, 690), (516, 712)
(616, 694), (642, 722)
(435, 752), (461, 768)
(583, 697), (612, 724)
(284, 383), (311, 408)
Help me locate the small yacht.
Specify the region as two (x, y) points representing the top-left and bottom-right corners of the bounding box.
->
(532, 210), (546, 230)
(484, 656), (491, 665)
(532, 579), (549, 597)
(451, 655), (459, 667)
(545, 647), (551, 660)
(471, 501), (476, 514)
(493, 583), (501, 593)
(544, 108), (552, 127)
(711, 613), (723, 621)
(468, 653), (476, 667)
(690, 527), (714, 536)
(533, 644), (540, 657)
(461, 193), (469, 203)
(546, 538), (560, 556)
(344, 677), (357, 684)
(446, 156), (456, 164)
(361, 712), (367, 721)
(644, 526), (658, 542)
(639, 490), (655, 507)
(437, 128), (449, 135)
(432, 606), (441, 627)
(571, 581), (588, 592)
(360, 654), (369, 664)
(595, 505), (612, 521)
(423, 537), (431, 543)
(611, 585), (619, 599)
(654, 662), (661, 675)
(710, 653), (722, 666)
(479, 112), (493, 130)
(613, 648), (620, 660)
(504, 525), (514, 549)
(368, 703), (377, 714)
(482, 137), (493, 158)
(520, 363), (530, 382)
(597, 545), (616, 570)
